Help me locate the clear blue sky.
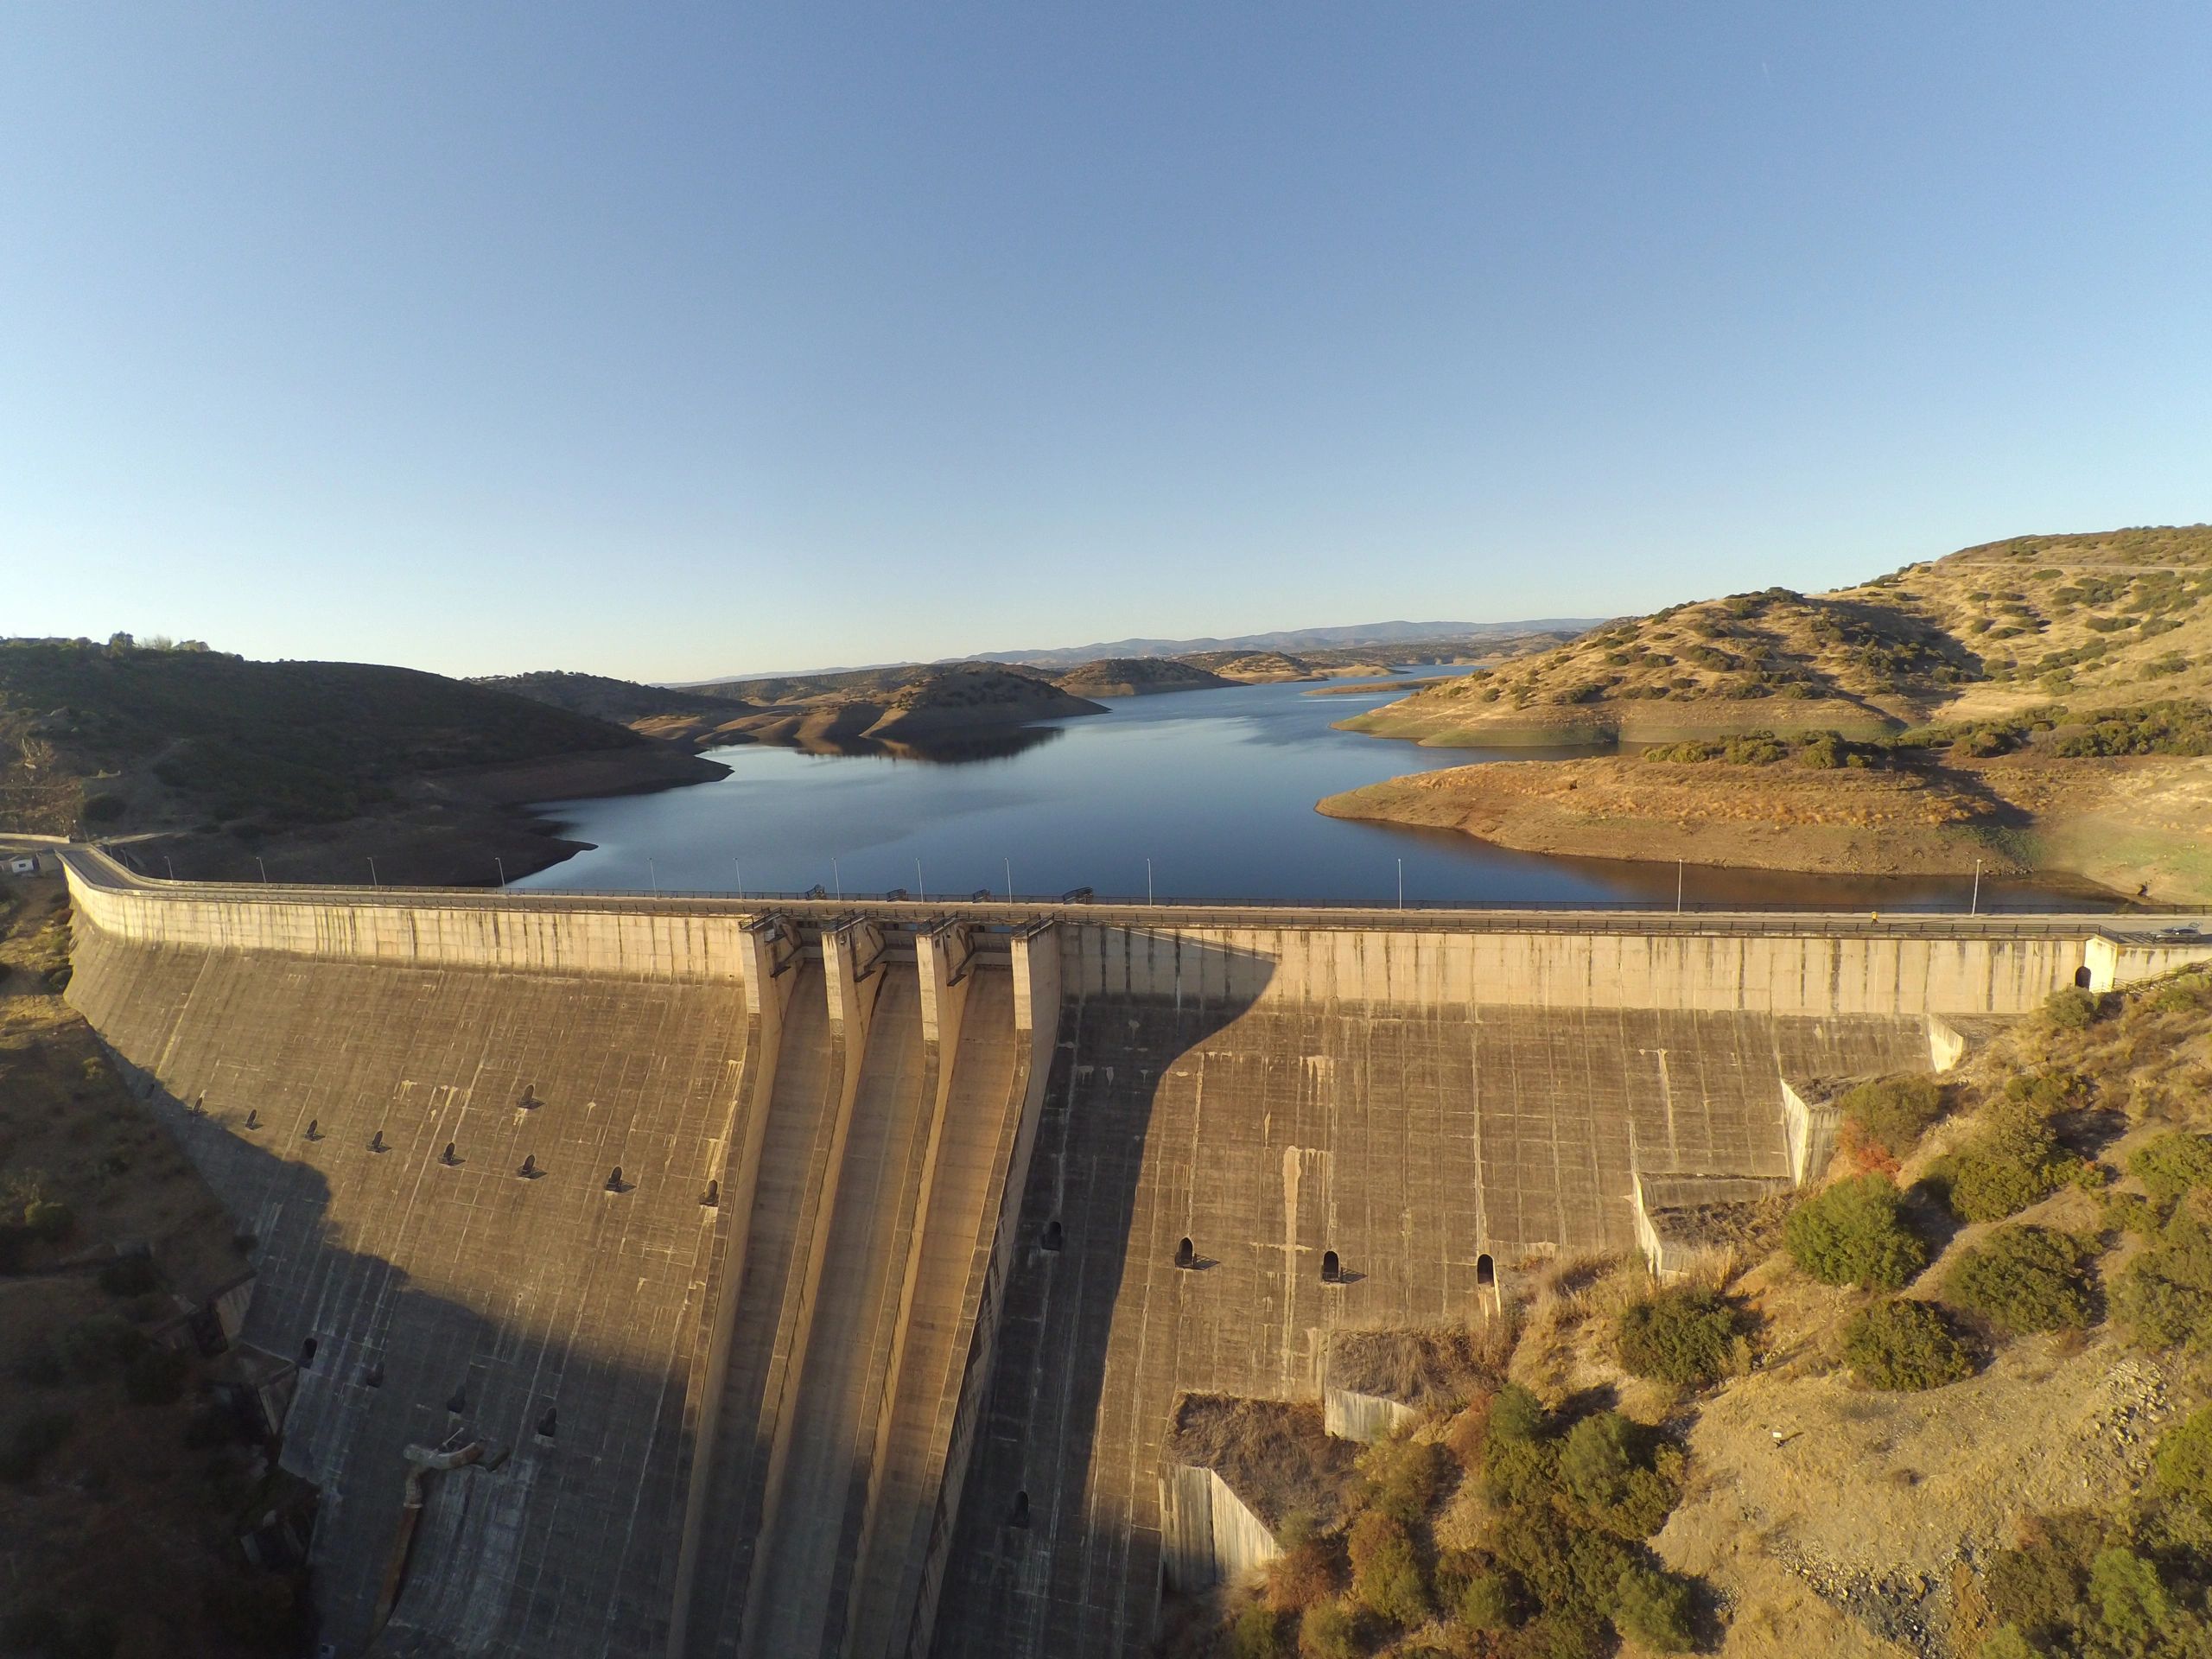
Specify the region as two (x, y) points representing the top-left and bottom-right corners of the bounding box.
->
(5, 3), (2208, 681)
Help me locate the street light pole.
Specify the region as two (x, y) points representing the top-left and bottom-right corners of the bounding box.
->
(1971, 858), (1982, 916)
(163, 855), (175, 880)
(495, 857), (506, 889)
(915, 857), (925, 902)
(1004, 857), (1013, 904)
(1147, 858), (1154, 906)
(648, 857), (658, 894)
(256, 857), (268, 884)
(367, 856), (378, 889)
(1396, 858), (1404, 910)
(831, 857), (841, 900)
(732, 855), (743, 899)
(1676, 860), (1684, 914)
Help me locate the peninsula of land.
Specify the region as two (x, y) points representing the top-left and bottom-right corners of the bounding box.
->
(1325, 526), (2212, 901)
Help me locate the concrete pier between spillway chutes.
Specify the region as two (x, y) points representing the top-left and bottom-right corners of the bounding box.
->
(53, 848), (2211, 1659)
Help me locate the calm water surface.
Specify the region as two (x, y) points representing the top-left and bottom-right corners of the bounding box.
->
(519, 673), (2110, 912)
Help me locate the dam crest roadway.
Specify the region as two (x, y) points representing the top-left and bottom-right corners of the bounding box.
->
(53, 847), (2212, 1659)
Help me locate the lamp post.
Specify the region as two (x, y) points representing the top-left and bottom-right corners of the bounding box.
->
(1396, 858), (1404, 910)
(915, 857), (925, 902)
(1971, 858), (1982, 916)
(732, 856), (743, 899)
(831, 857), (841, 900)
(367, 856), (378, 889)
(1147, 858), (1154, 906)
(495, 857), (506, 889)
(648, 857), (658, 894)
(1004, 857), (1013, 904)
(256, 857), (268, 884)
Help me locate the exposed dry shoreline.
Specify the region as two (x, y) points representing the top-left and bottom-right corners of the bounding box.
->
(1319, 753), (2212, 903)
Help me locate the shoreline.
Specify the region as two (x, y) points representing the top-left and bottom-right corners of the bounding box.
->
(1317, 752), (2212, 905)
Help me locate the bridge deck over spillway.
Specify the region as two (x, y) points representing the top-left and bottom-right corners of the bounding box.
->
(54, 848), (2208, 1659)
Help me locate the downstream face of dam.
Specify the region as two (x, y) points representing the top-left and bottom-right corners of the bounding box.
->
(59, 852), (2204, 1658)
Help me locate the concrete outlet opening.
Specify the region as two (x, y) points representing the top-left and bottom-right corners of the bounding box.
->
(1476, 1252), (1496, 1289)
(1042, 1220), (1063, 1253)
(1320, 1249), (1341, 1284)
(1174, 1237), (1196, 1270)
(1008, 1491), (1030, 1529)
(2075, 966), (2094, 988)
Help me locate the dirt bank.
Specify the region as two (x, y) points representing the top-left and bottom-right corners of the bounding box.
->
(1319, 753), (2212, 901)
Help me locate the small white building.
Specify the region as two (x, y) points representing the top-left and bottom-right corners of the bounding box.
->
(6, 855), (40, 875)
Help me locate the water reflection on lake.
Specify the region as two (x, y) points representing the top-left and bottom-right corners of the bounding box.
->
(519, 671), (2114, 912)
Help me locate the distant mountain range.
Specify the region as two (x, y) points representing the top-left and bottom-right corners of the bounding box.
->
(680, 618), (1599, 684)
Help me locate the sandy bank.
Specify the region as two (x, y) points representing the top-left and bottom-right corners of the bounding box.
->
(1319, 753), (2212, 902)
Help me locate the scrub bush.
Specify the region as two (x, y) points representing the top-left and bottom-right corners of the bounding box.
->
(1944, 1225), (2092, 1336)
(1347, 1510), (1428, 1626)
(1838, 1075), (1947, 1159)
(1295, 1604), (1355, 1659)
(1611, 1563), (1696, 1653)
(1616, 1286), (1740, 1387)
(2114, 1205), (2212, 1350)
(2131, 1133), (2212, 1205)
(1784, 1174), (1928, 1289)
(1841, 1298), (1974, 1390)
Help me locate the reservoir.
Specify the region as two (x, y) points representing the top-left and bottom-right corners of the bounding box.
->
(518, 673), (2108, 911)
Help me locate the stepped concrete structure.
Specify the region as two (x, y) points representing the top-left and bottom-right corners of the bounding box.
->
(56, 848), (2212, 1659)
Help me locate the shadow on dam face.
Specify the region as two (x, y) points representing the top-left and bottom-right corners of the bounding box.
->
(106, 1085), (702, 1658)
(934, 933), (1274, 1659)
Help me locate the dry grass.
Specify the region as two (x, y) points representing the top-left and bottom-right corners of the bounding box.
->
(1164, 1394), (1363, 1530)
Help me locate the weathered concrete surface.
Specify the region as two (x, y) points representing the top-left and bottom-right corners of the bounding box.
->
(54, 848), (2212, 1659)
(65, 927), (739, 1658)
(930, 996), (1938, 1659)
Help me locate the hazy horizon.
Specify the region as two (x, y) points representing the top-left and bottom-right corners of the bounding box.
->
(7, 4), (2210, 680)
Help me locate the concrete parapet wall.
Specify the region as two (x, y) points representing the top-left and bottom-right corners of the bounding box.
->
(1158, 1465), (1279, 1593)
(1322, 1388), (1417, 1446)
(1067, 922), (2090, 1015)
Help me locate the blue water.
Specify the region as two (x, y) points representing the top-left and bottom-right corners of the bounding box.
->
(518, 673), (2107, 911)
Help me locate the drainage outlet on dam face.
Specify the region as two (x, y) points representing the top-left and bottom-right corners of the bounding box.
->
(1175, 1237), (1196, 1270)
(1320, 1249), (1341, 1285)
(1041, 1219), (1063, 1253)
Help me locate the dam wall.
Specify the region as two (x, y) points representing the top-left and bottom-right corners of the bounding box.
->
(54, 849), (2211, 1659)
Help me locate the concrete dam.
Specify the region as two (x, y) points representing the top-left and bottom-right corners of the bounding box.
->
(58, 850), (2209, 1658)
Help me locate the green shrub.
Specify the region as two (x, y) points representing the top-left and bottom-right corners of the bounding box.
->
(1611, 1562), (1695, 1652)
(1348, 1510), (1428, 1626)
(2113, 1206), (2212, 1350)
(1784, 1174), (1929, 1289)
(2103, 1190), (2164, 1237)
(1941, 1096), (2071, 1223)
(1841, 1298), (1974, 1389)
(22, 1198), (74, 1243)
(1838, 1075), (1947, 1158)
(2152, 1406), (2212, 1518)
(1616, 1287), (1739, 1386)
(1944, 1225), (2091, 1335)
(1489, 1382), (1548, 1442)
(2043, 988), (2100, 1030)
(1560, 1412), (1681, 1539)
(1295, 1603), (1357, 1659)
(0, 1408), (75, 1482)
(2131, 1133), (2212, 1205)
(1457, 1569), (1514, 1631)
(1357, 1433), (1446, 1526)
(1230, 1601), (1289, 1659)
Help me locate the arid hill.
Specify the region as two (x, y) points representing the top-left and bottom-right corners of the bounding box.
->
(1049, 658), (1235, 697)
(1344, 525), (2212, 747)
(0, 639), (723, 883)
(470, 669), (758, 724)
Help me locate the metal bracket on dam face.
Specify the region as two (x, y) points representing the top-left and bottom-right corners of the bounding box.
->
(48, 848), (2212, 1659)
